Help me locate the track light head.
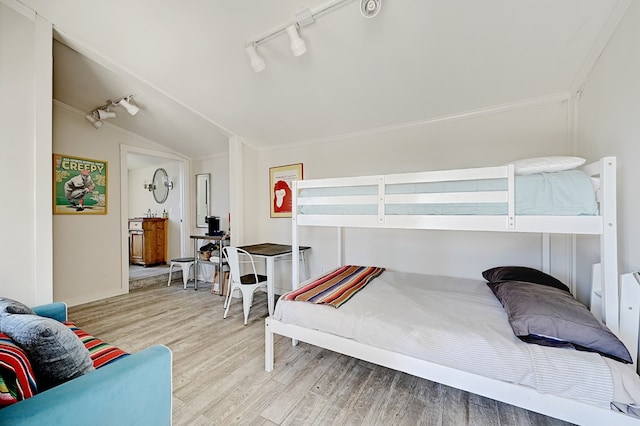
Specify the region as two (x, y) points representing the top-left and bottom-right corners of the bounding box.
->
(286, 25), (306, 56)
(85, 114), (103, 129)
(118, 98), (139, 116)
(245, 45), (266, 72)
(97, 109), (116, 120)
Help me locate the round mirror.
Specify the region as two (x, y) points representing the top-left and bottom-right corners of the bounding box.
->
(152, 168), (170, 203)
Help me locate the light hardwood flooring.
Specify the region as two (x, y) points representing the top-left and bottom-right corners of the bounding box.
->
(69, 283), (574, 426)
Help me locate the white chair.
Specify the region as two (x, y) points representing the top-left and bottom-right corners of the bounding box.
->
(222, 246), (268, 325)
(167, 257), (195, 289)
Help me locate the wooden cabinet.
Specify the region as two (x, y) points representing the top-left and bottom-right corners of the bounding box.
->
(129, 218), (167, 266)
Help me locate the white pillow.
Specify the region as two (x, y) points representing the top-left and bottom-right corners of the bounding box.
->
(508, 156), (586, 175)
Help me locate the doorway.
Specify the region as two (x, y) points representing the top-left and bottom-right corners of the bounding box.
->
(120, 145), (191, 291)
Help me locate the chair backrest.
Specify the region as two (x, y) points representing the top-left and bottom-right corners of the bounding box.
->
(222, 246), (259, 285)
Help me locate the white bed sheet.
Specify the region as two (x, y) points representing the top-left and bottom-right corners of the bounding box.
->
(274, 270), (639, 408)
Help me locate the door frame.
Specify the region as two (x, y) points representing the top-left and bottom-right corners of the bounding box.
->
(120, 144), (191, 290)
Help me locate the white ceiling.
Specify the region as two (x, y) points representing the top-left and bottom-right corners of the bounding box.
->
(18, 0), (627, 158)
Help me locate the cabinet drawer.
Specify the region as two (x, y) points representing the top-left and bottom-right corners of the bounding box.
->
(129, 221), (143, 230)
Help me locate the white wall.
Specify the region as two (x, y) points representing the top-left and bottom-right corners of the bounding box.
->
(576, 2), (640, 300)
(0, 3), (52, 306)
(249, 101), (576, 295)
(53, 104), (185, 306)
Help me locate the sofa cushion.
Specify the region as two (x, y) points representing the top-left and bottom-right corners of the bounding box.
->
(0, 333), (38, 407)
(63, 322), (129, 369)
(0, 298), (34, 316)
(0, 314), (94, 391)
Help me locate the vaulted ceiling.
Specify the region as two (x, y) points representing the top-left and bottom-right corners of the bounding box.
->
(18, 0), (628, 158)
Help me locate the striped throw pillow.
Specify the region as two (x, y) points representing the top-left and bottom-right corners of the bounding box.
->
(0, 332), (38, 406)
(63, 322), (129, 369)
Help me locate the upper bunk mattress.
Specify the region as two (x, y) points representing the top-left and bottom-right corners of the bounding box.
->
(298, 169), (598, 216)
(273, 270), (640, 408)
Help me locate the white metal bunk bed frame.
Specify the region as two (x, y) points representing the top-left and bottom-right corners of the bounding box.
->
(265, 156), (640, 425)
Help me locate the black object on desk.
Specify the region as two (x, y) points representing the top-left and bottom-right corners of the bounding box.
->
(205, 216), (220, 236)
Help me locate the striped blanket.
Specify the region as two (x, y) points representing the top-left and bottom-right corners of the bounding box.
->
(282, 265), (385, 308)
(64, 322), (129, 369)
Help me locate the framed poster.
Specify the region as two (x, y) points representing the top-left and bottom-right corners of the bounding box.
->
(53, 154), (108, 214)
(269, 163), (303, 218)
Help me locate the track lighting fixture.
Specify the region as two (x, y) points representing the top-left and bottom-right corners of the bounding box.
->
(246, 0), (380, 72)
(245, 45), (266, 73)
(286, 25), (307, 56)
(85, 114), (103, 129)
(97, 109), (116, 120)
(85, 94), (140, 129)
(116, 97), (139, 116)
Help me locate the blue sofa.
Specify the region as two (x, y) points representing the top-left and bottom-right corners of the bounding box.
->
(0, 302), (173, 425)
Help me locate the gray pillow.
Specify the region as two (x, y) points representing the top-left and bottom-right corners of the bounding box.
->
(488, 280), (632, 364)
(0, 314), (94, 390)
(482, 266), (570, 293)
(0, 297), (35, 315)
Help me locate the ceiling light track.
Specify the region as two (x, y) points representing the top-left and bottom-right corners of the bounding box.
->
(85, 94), (140, 129)
(245, 0), (380, 72)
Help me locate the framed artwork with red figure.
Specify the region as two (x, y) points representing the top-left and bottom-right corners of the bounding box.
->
(269, 163), (303, 218)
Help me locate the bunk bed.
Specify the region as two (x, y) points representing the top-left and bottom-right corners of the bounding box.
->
(264, 156), (640, 425)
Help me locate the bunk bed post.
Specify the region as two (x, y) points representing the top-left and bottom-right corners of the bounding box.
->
(337, 227), (343, 267)
(292, 180), (300, 290)
(507, 164), (516, 229)
(600, 157), (619, 334)
(265, 320), (274, 372)
(541, 233), (550, 274)
(619, 272), (640, 367)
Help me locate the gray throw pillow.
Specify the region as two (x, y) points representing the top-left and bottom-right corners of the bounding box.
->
(488, 280), (632, 364)
(0, 297), (35, 315)
(0, 314), (94, 390)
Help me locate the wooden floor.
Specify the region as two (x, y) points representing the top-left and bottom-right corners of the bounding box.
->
(69, 283), (574, 426)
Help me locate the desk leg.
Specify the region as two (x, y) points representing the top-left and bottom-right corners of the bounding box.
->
(193, 238), (199, 291)
(267, 257), (275, 316)
(300, 251), (308, 282)
(218, 242), (224, 296)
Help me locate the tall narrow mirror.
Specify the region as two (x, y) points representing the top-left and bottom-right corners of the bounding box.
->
(195, 173), (210, 228)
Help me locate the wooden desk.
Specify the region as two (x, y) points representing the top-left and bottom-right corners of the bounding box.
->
(238, 243), (310, 315)
(190, 234), (227, 292)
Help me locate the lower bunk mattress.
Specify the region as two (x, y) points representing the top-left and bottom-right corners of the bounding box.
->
(273, 270), (640, 409)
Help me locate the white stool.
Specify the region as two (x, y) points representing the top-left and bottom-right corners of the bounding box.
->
(167, 257), (195, 289)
